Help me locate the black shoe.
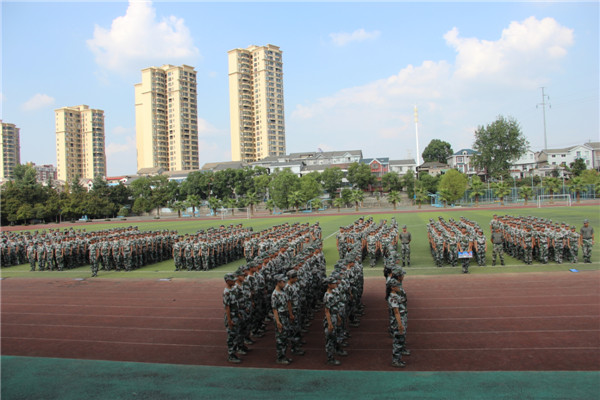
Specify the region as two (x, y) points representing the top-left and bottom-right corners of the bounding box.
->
(401, 349), (411, 356)
(336, 349), (348, 356)
(228, 355), (242, 364)
(244, 338), (255, 345)
(327, 358), (341, 366)
(237, 349), (248, 355)
(291, 349), (305, 355)
(392, 360), (406, 368)
(276, 358), (290, 365)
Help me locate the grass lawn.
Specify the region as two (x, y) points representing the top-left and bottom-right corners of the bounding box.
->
(2, 205), (598, 279)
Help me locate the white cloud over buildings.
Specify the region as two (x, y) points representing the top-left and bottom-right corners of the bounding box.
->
(87, 0), (199, 72)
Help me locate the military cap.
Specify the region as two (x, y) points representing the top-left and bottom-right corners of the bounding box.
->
(584, 219), (589, 223)
(274, 274), (286, 282)
(402, 225), (407, 229)
(388, 278), (401, 288)
(224, 273), (236, 282)
(286, 269), (298, 279)
(324, 276), (337, 285)
(235, 269), (245, 277)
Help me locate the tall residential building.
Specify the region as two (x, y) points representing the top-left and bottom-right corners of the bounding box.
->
(135, 64), (199, 172)
(228, 44), (286, 163)
(1, 121), (21, 180)
(55, 105), (106, 182)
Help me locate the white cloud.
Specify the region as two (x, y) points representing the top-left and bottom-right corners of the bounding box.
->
(445, 16), (574, 85)
(87, 0), (199, 72)
(290, 17), (575, 159)
(330, 28), (381, 46)
(21, 93), (55, 111)
(112, 126), (133, 136)
(106, 135), (135, 157)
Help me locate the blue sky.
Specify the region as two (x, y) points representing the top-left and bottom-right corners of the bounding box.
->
(2, 1), (598, 176)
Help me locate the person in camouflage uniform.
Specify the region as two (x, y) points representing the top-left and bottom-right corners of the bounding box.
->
(536, 226), (550, 264)
(323, 276), (341, 366)
(580, 219), (594, 263)
(457, 226), (473, 274)
(553, 225), (566, 264)
(521, 225), (534, 265)
(491, 226), (505, 266)
(27, 241), (37, 271)
(474, 229), (487, 266)
(399, 225), (411, 267)
(567, 226), (580, 263)
(271, 274), (292, 365)
(36, 240), (48, 271)
(223, 273), (242, 363)
(388, 277), (407, 368)
(89, 238), (100, 277)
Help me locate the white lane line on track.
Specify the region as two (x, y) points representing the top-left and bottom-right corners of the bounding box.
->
(3, 337), (599, 352)
(1, 312), (222, 319)
(3, 323), (598, 335)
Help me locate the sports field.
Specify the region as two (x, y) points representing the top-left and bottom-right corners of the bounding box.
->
(2, 204), (599, 399)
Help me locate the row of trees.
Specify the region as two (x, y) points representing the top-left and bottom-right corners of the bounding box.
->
(0, 162), (414, 225)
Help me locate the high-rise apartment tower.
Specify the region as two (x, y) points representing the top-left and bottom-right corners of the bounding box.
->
(1, 121), (21, 180)
(135, 64), (199, 172)
(55, 105), (106, 182)
(228, 44), (286, 162)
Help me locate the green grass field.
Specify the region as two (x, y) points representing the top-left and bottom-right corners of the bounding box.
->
(2, 205), (598, 279)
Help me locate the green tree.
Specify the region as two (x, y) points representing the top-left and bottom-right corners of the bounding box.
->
(16, 203), (34, 224)
(469, 175), (486, 207)
(381, 172), (403, 192)
(350, 189), (364, 211)
(580, 169), (599, 185)
(493, 181), (512, 206)
(12, 163), (38, 188)
(333, 197), (345, 212)
(170, 200), (186, 218)
(186, 194), (201, 217)
(287, 190), (304, 212)
(543, 177), (561, 203)
(300, 173), (323, 202)
(90, 175), (110, 198)
(414, 182), (429, 209)
(208, 197), (221, 215)
(253, 174), (272, 200)
(265, 199), (275, 215)
(311, 198), (323, 212)
(519, 186), (533, 205)
(347, 162), (375, 190)
(569, 158), (587, 177)
(320, 167), (344, 197)
(438, 188), (453, 208)
(132, 196), (153, 215)
(419, 173), (439, 194)
(437, 169), (468, 205)
(244, 191), (260, 215)
(387, 190), (402, 210)
(222, 197), (237, 216)
(472, 115), (529, 179)
(269, 168), (301, 210)
(422, 139), (453, 164)
(569, 176), (587, 203)
(402, 170), (415, 200)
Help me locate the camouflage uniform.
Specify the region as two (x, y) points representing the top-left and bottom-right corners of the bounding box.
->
(399, 228), (411, 267)
(568, 227), (580, 263)
(580, 222), (594, 263)
(388, 279), (407, 367)
(271, 280), (291, 363)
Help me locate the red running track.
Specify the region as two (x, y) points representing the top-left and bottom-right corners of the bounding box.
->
(1, 271), (599, 371)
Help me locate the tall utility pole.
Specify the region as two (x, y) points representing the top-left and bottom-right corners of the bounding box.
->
(537, 87), (550, 150)
(414, 105), (421, 166)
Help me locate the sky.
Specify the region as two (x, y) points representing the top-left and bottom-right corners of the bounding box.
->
(2, 1), (598, 176)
